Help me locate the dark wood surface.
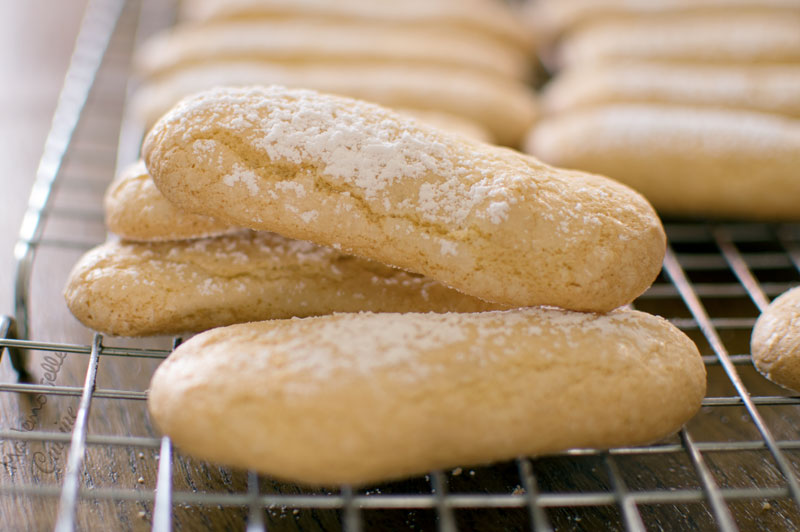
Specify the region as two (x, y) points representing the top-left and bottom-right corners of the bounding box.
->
(2, 1), (800, 531)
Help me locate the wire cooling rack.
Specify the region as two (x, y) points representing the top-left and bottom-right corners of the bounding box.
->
(2, 0), (800, 530)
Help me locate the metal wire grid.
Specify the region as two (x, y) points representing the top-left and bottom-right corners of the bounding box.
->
(2, 0), (800, 530)
(3, 229), (800, 530)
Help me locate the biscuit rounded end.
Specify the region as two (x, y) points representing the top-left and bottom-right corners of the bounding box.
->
(752, 286), (800, 392)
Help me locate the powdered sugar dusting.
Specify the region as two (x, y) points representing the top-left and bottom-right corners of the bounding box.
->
(194, 308), (675, 394)
(191, 139), (222, 167)
(246, 313), (472, 387)
(487, 201), (510, 224)
(274, 181), (307, 197)
(192, 139), (217, 154)
(222, 163), (260, 195)
(198, 277), (223, 295)
(250, 91), (456, 212)
(300, 211), (318, 223)
(164, 86), (519, 226)
(439, 239), (458, 256)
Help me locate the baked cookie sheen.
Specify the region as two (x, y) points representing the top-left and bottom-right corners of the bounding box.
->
(144, 86), (666, 312)
(64, 232), (504, 337)
(527, 104), (800, 220)
(542, 63), (800, 119)
(179, 0), (531, 50)
(148, 308), (706, 486)
(105, 160), (240, 241)
(558, 12), (800, 67)
(132, 62), (536, 145)
(135, 20), (530, 82)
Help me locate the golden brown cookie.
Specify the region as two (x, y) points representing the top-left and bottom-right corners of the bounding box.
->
(111, 108), (506, 241)
(558, 12), (800, 67)
(542, 63), (800, 119)
(131, 62), (536, 145)
(526, 104), (800, 220)
(532, 0), (800, 42)
(135, 20), (530, 82)
(105, 160), (240, 241)
(148, 308), (706, 486)
(64, 232), (504, 337)
(144, 86), (666, 312)
(178, 0), (531, 50)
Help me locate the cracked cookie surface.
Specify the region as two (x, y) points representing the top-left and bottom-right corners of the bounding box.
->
(144, 86), (665, 312)
(64, 231), (504, 336)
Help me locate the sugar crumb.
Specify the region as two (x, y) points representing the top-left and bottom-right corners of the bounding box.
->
(222, 163), (260, 195)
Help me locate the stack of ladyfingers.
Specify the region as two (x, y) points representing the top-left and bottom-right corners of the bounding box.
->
(133, 0), (539, 146)
(525, 0), (800, 220)
(62, 0), (710, 487)
(65, 85), (706, 486)
(68, 0), (545, 337)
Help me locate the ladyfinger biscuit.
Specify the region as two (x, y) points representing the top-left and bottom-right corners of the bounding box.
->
(542, 63), (800, 119)
(64, 232), (503, 337)
(532, 0), (800, 42)
(135, 20), (530, 82)
(105, 160), (239, 241)
(751, 286), (800, 392)
(526, 104), (800, 220)
(558, 13), (800, 68)
(179, 0), (531, 50)
(109, 109), (498, 242)
(148, 308), (706, 486)
(131, 62), (535, 145)
(143, 86), (666, 312)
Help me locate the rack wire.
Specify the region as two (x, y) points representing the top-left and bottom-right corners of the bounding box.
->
(2, 0), (800, 530)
